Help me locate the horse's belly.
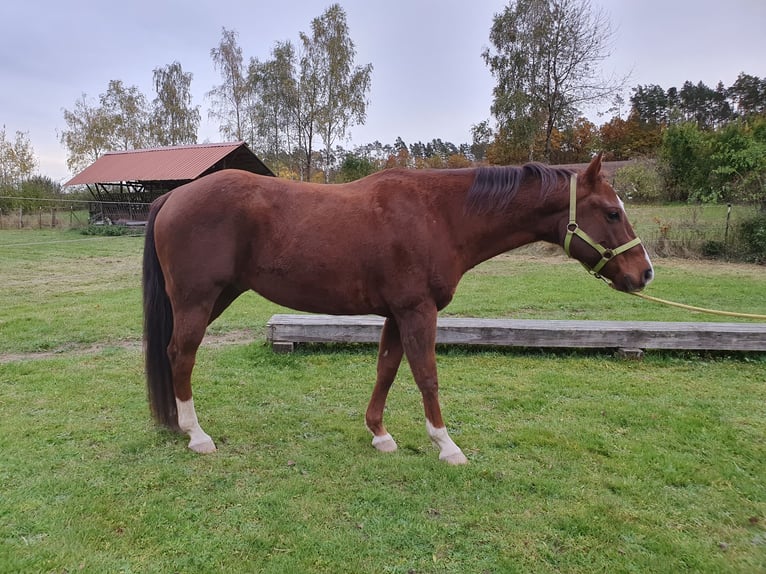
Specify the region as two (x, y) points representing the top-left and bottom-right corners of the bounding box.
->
(250, 270), (388, 316)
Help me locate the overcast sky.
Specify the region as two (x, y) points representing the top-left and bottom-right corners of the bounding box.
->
(1, 0), (764, 182)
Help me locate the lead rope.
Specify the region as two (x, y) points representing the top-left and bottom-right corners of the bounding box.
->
(629, 291), (766, 320)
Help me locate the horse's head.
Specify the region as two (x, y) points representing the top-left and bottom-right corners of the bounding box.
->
(563, 154), (653, 292)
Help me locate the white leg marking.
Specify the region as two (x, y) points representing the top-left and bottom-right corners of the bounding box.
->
(426, 420), (468, 465)
(371, 432), (398, 453)
(176, 398), (216, 454)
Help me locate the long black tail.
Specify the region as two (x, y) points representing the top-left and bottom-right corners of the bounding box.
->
(142, 193), (179, 430)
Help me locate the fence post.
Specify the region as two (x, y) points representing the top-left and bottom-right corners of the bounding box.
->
(19, 207), (23, 228)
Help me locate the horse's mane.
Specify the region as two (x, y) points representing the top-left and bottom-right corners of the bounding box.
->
(465, 163), (574, 215)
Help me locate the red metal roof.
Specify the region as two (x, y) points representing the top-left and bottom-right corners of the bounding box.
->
(64, 141), (270, 186)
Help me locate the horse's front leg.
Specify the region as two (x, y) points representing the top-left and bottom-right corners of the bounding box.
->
(397, 304), (468, 465)
(366, 317), (404, 453)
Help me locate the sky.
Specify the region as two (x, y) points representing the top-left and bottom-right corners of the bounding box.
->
(1, 0), (765, 183)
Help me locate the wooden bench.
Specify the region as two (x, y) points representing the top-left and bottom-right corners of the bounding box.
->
(266, 314), (766, 354)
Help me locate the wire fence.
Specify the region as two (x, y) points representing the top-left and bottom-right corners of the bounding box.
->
(0, 196), (150, 231)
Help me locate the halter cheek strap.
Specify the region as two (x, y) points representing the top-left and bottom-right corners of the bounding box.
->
(564, 174), (642, 278)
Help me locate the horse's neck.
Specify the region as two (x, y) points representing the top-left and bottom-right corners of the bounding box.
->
(457, 184), (566, 271)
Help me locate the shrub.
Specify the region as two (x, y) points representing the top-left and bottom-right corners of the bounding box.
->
(613, 161), (662, 203)
(701, 240), (726, 258)
(80, 224), (130, 237)
(739, 213), (766, 263)
(659, 123), (712, 202)
(739, 214), (766, 262)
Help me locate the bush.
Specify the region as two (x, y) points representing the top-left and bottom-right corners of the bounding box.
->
(701, 240), (726, 258)
(80, 224), (131, 237)
(613, 161), (662, 203)
(659, 123), (712, 202)
(739, 214), (766, 262)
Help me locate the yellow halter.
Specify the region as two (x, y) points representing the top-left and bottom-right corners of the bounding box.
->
(563, 174), (642, 278)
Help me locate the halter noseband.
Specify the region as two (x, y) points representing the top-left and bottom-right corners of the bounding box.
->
(563, 174), (642, 279)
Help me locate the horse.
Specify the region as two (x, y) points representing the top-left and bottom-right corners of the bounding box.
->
(142, 153), (653, 464)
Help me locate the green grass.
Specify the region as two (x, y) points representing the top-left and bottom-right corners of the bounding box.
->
(1, 229), (765, 573)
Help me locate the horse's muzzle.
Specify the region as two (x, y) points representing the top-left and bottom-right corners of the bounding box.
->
(618, 266), (654, 293)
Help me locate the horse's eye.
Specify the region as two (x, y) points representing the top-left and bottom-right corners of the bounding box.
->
(607, 211), (621, 222)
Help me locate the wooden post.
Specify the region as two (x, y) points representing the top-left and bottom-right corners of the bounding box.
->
(616, 348), (644, 360)
(271, 341), (296, 354)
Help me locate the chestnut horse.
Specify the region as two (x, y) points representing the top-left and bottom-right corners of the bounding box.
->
(143, 154), (653, 464)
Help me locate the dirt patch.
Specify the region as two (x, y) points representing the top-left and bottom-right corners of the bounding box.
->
(0, 329), (258, 364)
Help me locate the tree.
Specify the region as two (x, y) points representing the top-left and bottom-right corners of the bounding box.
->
(60, 94), (115, 172)
(0, 126), (37, 189)
(470, 120), (493, 162)
(709, 118), (766, 205)
(599, 115), (633, 160)
(251, 41), (299, 175)
(289, 5), (372, 181)
(15, 176), (61, 211)
(60, 81), (151, 172)
(210, 7), (371, 181)
(483, 0), (622, 162)
(100, 80), (150, 150)
(335, 150), (376, 182)
(553, 116), (598, 163)
(659, 122), (712, 202)
(728, 73), (766, 117)
(208, 28), (253, 142)
(302, 4), (372, 182)
(150, 61), (200, 146)
(630, 84), (669, 125)
(678, 81), (732, 129)
(385, 137), (410, 168)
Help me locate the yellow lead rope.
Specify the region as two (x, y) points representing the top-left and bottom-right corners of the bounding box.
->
(629, 291), (766, 321)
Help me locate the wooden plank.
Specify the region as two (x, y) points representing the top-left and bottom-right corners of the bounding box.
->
(266, 314), (766, 352)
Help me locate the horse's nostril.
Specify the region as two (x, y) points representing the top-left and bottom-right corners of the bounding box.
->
(643, 268), (654, 283)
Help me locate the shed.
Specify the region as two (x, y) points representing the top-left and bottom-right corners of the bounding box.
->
(64, 141), (274, 223)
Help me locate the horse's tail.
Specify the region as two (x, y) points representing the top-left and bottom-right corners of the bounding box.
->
(142, 192), (179, 430)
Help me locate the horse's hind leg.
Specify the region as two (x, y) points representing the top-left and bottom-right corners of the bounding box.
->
(366, 318), (403, 453)
(168, 284), (243, 453)
(168, 300), (217, 453)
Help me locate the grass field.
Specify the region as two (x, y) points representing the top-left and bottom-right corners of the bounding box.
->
(1, 229), (765, 573)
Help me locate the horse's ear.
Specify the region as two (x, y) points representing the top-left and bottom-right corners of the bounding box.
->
(583, 152), (603, 182)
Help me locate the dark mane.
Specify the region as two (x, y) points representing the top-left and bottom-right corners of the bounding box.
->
(465, 163), (574, 215)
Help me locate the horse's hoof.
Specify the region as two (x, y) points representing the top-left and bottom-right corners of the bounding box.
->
(441, 451), (468, 465)
(372, 433), (398, 453)
(188, 438), (217, 454)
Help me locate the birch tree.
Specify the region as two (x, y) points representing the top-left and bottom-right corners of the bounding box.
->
(303, 4), (372, 181)
(151, 61), (200, 146)
(208, 28), (253, 142)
